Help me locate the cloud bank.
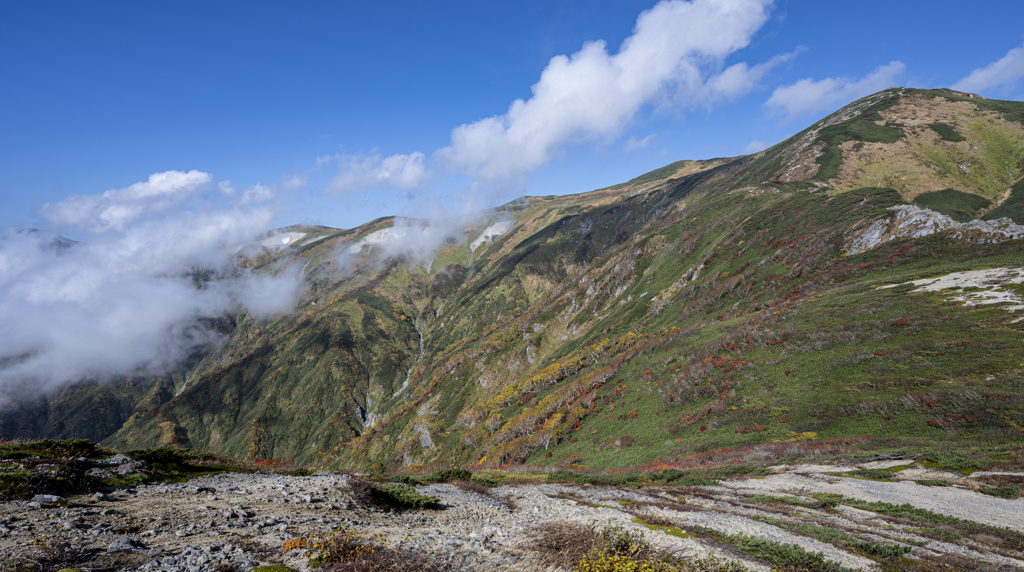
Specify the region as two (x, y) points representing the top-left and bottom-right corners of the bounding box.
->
(0, 171), (306, 399)
(763, 61), (905, 122)
(436, 0), (775, 182)
(952, 42), (1024, 97)
(38, 170), (212, 233)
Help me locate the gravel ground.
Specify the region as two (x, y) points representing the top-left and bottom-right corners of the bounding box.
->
(2, 462), (1023, 572)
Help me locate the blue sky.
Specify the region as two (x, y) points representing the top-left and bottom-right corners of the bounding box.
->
(3, 0), (1024, 235)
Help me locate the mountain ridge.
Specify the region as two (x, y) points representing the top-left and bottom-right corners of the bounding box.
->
(3, 87), (1023, 476)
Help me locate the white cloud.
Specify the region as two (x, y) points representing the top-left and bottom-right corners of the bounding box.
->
(742, 140), (769, 153)
(1, 171), (307, 397)
(697, 48), (803, 105)
(624, 134), (656, 152)
(763, 61), (905, 123)
(952, 42), (1024, 96)
(241, 183), (274, 204)
(278, 173), (308, 190)
(326, 152), (429, 194)
(38, 170), (212, 232)
(436, 0), (774, 181)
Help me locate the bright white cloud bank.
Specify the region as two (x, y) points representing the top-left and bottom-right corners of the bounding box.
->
(437, 0), (776, 181)
(952, 42), (1024, 96)
(38, 170), (212, 233)
(763, 61), (905, 122)
(1, 171), (306, 397)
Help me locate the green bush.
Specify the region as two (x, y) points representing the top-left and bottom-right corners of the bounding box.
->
(114, 473), (146, 487)
(911, 527), (962, 542)
(851, 540), (912, 557)
(0, 438), (101, 460)
(727, 535), (851, 572)
(472, 476), (500, 487)
(978, 486), (1018, 498)
(377, 483), (439, 508)
(811, 492), (844, 509)
(923, 450), (977, 472)
(387, 474), (421, 486)
(124, 448), (185, 466)
(847, 469), (895, 481)
(423, 468), (473, 483)
(913, 188), (991, 221)
(915, 479), (953, 487)
(928, 122), (967, 142)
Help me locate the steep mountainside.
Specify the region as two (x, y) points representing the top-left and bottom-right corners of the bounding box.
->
(6, 88), (1024, 473)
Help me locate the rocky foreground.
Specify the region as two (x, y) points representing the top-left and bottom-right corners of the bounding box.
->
(2, 457), (1024, 572)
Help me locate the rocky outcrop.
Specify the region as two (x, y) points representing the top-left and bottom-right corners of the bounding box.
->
(846, 204), (1024, 255)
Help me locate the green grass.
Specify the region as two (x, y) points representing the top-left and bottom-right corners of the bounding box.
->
(927, 122), (966, 142)
(983, 175), (1024, 222)
(913, 188), (991, 221)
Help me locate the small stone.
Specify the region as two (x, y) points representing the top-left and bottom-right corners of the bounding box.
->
(31, 494), (63, 505)
(107, 538), (140, 553)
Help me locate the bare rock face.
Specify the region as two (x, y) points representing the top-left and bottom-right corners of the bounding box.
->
(846, 204), (1024, 255)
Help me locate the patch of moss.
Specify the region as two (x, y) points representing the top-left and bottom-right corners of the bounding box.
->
(632, 517), (695, 538)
